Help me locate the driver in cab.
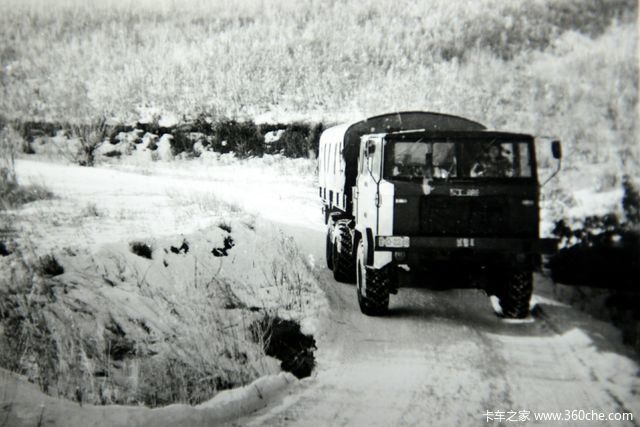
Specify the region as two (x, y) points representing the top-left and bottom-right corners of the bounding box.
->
(471, 143), (514, 177)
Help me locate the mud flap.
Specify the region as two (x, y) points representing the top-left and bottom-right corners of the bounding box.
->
(365, 228), (374, 267)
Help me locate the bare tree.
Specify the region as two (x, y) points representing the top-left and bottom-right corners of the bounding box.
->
(69, 117), (108, 166)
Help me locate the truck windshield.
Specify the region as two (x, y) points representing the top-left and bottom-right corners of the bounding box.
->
(384, 141), (456, 180)
(384, 140), (533, 180)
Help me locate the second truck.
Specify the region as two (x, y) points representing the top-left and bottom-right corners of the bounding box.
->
(318, 111), (561, 318)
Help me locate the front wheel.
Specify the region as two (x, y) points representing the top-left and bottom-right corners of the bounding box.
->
(356, 239), (390, 316)
(498, 270), (533, 319)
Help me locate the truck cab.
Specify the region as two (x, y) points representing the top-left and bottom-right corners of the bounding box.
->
(319, 112), (560, 318)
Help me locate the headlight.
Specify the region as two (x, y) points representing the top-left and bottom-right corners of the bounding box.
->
(377, 236), (410, 248)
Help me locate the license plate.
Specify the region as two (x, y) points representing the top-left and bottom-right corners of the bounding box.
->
(456, 238), (475, 248)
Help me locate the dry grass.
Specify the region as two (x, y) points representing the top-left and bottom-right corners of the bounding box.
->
(0, 121), (52, 243)
(0, 242), (271, 406)
(264, 234), (313, 313)
(133, 277), (266, 406)
(0, 220), (319, 407)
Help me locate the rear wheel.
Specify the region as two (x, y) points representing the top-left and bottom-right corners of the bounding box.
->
(498, 270), (533, 319)
(356, 239), (389, 316)
(332, 222), (355, 283)
(325, 229), (333, 270)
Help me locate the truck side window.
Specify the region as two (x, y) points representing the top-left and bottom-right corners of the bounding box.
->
(518, 142), (532, 177)
(360, 142), (368, 175)
(370, 140), (381, 181)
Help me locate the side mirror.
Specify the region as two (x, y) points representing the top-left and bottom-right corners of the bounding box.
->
(542, 140), (562, 187)
(551, 140), (562, 159)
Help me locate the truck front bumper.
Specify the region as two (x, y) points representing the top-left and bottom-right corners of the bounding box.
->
(375, 236), (558, 254)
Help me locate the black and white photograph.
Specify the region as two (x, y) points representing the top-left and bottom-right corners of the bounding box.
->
(0, 0), (638, 425)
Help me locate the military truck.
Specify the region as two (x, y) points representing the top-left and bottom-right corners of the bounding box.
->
(318, 111), (561, 318)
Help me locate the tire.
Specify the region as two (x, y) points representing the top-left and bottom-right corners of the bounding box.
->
(332, 222), (356, 283)
(356, 239), (390, 316)
(326, 229), (334, 270)
(498, 270), (533, 319)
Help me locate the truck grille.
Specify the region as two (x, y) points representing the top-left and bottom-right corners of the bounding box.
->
(420, 196), (510, 237)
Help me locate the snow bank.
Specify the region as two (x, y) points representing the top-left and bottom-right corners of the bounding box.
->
(198, 372), (296, 413)
(139, 373), (297, 425)
(0, 369), (297, 427)
(3, 159), (329, 420)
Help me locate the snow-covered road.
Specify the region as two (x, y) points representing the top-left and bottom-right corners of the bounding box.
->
(14, 159), (640, 426)
(240, 227), (639, 427)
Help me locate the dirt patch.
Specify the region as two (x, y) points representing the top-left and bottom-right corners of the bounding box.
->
(218, 222), (232, 233)
(130, 241), (153, 259)
(103, 150), (122, 158)
(104, 318), (137, 361)
(169, 240), (189, 254)
(0, 241), (10, 256)
(251, 315), (316, 379)
(212, 235), (234, 257)
(37, 254), (64, 277)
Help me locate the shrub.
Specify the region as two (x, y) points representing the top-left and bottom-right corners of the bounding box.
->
(0, 180), (53, 210)
(168, 128), (195, 157)
(0, 116), (16, 180)
(190, 113), (213, 134)
(212, 119), (263, 157)
(107, 124), (135, 144)
(14, 120), (61, 143)
(80, 202), (101, 217)
(0, 121), (53, 210)
(68, 117), (109, 166)
(550, 179), (640, 289)
(261, 122), (323, 158)
(552, 214), (621, 248)
(622, 175), (640, 226)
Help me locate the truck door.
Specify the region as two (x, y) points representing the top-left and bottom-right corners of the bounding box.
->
(356, 138), (382, 235)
